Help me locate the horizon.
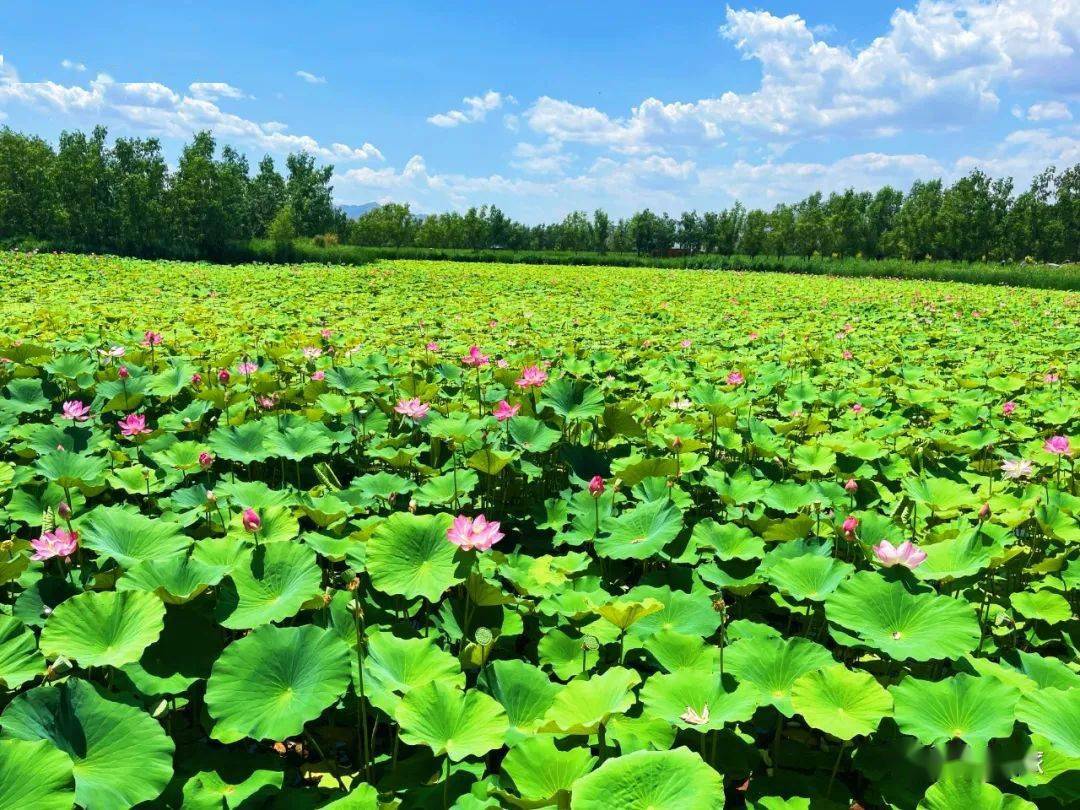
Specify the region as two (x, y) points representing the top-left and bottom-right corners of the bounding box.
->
(2, 1), (1078, 223)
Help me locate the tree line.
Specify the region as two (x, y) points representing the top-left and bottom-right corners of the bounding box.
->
(0, 124), (1076, 262)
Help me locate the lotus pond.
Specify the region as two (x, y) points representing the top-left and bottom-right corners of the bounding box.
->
(0, 252), (1077, 809)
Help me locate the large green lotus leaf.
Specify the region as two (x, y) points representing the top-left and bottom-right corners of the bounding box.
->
(538, 628), (600, 681)
(539, 378), (605, 422)
(502, 736), (596, 805)
(228, 504), (299, 544)
(362, 631), (464, 715)
(1015, 687), (1080, 756)
(640, 630), (719, 672)
(181, 762), (285, 810)
(395, 680), (508, 761)
(265, 422), (334, 460)
(640, 669), (759, 731)
(891, 674), (1020, 748)
(914, 531), (1000, 581)
(80, 505), (192, 567)
(595, 500), (683, 560)
(691, 520), (765, 561)
(118, 553), (223, 603)
(825, 571), (980, 661)
(0, 738), (75, 810)
(961, 650), (1080, 693)
(207, 420), (276, 464)
(595, 597), (664, 631)
(1010, 591), (1072, 625)
(0, 679), (174, 810)
(919, 761), (1037, 809)
(33, 450), (108, 489)
(0, 615), (44, 689)
(764, 554), (852, 601)
(540, 667), (641, 734)
(725, 636), (834, 716)
(214, 542), (321, 629)
(902, 476), (980, 516)
(366, 512), (466, 601)
(481, 659), (560, 737)
(790, 665), (892, 739)
(205, 624), (351, 743)
(570, 747), (724, 809)
(121, 604), (224, 696)
(626, 586), (722, 640)
(40, 589), (165, 668)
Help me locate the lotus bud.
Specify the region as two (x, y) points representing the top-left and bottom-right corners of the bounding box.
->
(672, 436), (683, 450)
(191, 372), (203, 387)
(199, 451), (214, 470)
(57, 501), (72, 520)
(844, 478), (858, 494)
(118, 366), (129, 379)
(242, 508), (261, 533)
(842, 515), (859, 536)
(588, 475), (605, 498)
(205, 490), (216, 505)
(979, 502), (991, 521)
(217, 368), (230, 384)
(408, 499), (418, 513)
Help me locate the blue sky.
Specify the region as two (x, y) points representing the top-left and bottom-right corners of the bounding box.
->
(2, 1), (1077, 220)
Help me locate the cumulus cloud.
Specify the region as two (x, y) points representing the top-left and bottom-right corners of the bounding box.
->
(523, 0), (1080, 153)
(428, 90), (514, 127)
(295, 70), (326, 84)
(0, 55), (382, 162)
(188, 82), (249, 101)
(1023, 101), (1073, 121)
(60, 59), (86, 72)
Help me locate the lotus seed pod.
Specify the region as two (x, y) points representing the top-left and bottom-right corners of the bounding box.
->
(474, 627), (494, 647)
(582, 635), (600, 652)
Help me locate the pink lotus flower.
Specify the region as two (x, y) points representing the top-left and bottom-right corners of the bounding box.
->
(1044, 435), (1072, 456)
(588, 475), (605, 497)
(851, 403), (864, 414)
(1001, 401), (1017, 416)
(242, 508), (261, 533)
(62, 400), (91, 422)
(142, 330), (163, 347)
(842, 350), (853, 360)
(257, 395), (277, 409)
(872, 540), (927, 570)
(426, 341), (440, 352)
(191, 373), (203, 387)
(446, 514), (504, 552)
(31, 529), (79, 561)
(117, 413), (150, 437)
(303, 346), (323, 360)
(118, 366), (129, 380)
(496, 358), (509, 369)
(844, 478), (858, 494)
(493, 400), (520, 421)
(320, 328), (333, 340)
(842, 515), (859, 536)
(394, 398), (430, 421)
(199, 452), (214, 470)
(100, 345), (125, 360)
(217, 368), (230, 384)
(516, 365), (548, 388)
(311, 370), (325, 381)
(1001, 458), (1034, 479)
(726, 371), (744, 386)
(748, 332), (759, 341)
(680, 339), (693, 349)
(1044, 372), (1060, 383)
(237, 361), (258, 375)
(461, 345), (490, 368)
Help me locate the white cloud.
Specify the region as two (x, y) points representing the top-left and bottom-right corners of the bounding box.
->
(523, 0), (1080, 153)
(0, 55), (381, 162)
(60, 59), (86, 72)
(188, 82), (249, 101)
(511, 140), (574, 175)
(1024, 101), (1072, 121)
(295, 70), (326, 85)
(428, 90), (514, 127)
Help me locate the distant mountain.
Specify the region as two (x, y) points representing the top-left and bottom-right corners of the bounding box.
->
(337, 202), (379, 219)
